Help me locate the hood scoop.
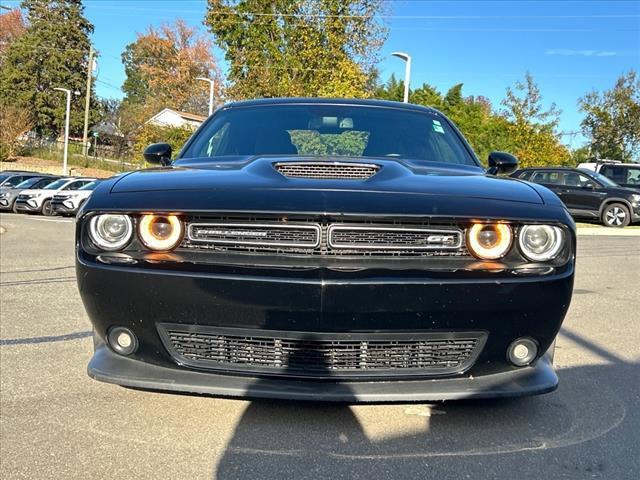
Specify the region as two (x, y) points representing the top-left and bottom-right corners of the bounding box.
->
(274, 161), (380, 180)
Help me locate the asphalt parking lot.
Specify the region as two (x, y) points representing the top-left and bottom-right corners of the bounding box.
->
(1, 213), (639, 479)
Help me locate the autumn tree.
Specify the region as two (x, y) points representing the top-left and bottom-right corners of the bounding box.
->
(0, 0), (96, 136)
(0, 8), (26, 60)
(0, 104), (33, 161)
(122, 19), (221, 118)
(205, 0), (388, 99)
(500, 73), (570, 166)
(578, 70), (640, 162)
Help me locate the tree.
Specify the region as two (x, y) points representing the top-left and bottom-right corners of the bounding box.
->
(122, 19), (221, 117)
(579, 70), (640, 162)
(0, 0), (96, 137)
(0, 8), (26, 60)
(205, 0), (388, 99)
(373, 74), (404, 102)
(501, 73), (570, 166)
(0, 104), (33, 161)
(133, 124), (196, 165)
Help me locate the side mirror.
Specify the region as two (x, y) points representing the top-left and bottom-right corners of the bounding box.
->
(584, 182), (596, 189)
(487, 151), (519, 175)
(143, 143), (172, 166)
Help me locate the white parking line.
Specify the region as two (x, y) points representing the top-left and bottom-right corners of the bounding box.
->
(18, 216), (74, 224)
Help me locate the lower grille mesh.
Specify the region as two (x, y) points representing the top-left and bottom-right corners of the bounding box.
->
(159, 325), (485, 377)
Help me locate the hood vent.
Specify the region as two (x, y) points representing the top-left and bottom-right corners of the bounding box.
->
(274, 162), (380, 180)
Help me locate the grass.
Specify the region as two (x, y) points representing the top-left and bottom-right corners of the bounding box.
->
(26, 145), (138, 175)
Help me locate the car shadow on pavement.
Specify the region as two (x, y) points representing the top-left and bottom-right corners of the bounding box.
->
(212, 332), (639, 480)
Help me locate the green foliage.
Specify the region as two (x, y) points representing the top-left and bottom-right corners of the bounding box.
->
(374, 73), (570, 167)
(579, 70), (640, 162)
(0, 0), (97, 137)
(205, 0), (388, 99)
(134, 124), (196, 164)
(290, 130), (369, 156)
(500, 73), (569, 166)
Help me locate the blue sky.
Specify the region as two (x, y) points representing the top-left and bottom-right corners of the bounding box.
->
(5, 0), (640, 148)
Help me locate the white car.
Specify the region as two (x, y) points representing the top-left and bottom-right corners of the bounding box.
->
(51, 180), (100, 216)
(14, 177), (96, 216)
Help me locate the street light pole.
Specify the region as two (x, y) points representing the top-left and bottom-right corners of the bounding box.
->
(53, 87), (71, 176)
(391, 52), (412, 103)
(196, 77), (215, 116)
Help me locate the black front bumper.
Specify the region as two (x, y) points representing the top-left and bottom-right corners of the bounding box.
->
(78, 254), (573, 401)
(89, 343), (558, 401)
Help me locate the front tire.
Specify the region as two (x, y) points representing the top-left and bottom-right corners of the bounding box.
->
(41, 199), (54, 216)
(602, 203), (630, 228)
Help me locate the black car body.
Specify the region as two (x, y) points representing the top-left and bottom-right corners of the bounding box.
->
(77, 99), (575, 402)
(512, 167), (640, 227)
(0, 175), (58, 211)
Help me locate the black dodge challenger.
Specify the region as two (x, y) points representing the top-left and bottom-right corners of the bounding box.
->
(76, 98), (575, 401)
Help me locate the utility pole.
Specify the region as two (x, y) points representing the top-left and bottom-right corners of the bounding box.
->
(82, 46), (95, 157)
(196, 77), (215, 116)
(54, 88), (72, 176)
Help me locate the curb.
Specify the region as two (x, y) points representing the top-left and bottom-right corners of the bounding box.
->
(577, 227), (640, 236)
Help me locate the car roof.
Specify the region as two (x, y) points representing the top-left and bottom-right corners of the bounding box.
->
(519, 167), (580, 171)
(220, 97), (440, 115)
(599, 163), (640, 168)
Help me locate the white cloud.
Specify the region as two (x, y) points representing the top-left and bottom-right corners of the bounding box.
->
(545, 49), (618, 57)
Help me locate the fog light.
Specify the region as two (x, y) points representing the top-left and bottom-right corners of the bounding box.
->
(107, 327), (138, 356)
(507, 338), (538, 366)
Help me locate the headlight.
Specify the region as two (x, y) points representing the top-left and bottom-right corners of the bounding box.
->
(0, 192), (7, 198)
(631, 194), (640, 203)
(518, 225), (564, 262)
(88, 214), (133, 251)
(466, 223), (513, 260)
(138, 214), (183, 251)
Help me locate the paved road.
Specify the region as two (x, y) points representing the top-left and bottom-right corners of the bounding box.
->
(1, 213), (639, 480)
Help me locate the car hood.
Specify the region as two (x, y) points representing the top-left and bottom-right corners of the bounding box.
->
(110, 157), (545, 205)
(19, 188), (52, 195)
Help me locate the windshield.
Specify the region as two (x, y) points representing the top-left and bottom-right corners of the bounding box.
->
(181, 104), (477, 166)
(43, 179), (70, 190)
(0, 174), (12, 185)
(579, 169), (618, 187)
(79, 181), (98, 191)
(0, 175), (27, 187)
(14, 177), (42, 189)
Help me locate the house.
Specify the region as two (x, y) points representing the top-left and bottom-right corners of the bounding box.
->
(145, 108), (207, 129)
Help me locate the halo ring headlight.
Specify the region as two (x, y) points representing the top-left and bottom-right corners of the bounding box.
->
(466, 223), (513, 260)
(518, 225), (564, 262)
(138, 214), (183, 251)
(88, 214), (133, 251)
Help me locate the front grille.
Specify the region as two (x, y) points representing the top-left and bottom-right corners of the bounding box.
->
(275, 162), (380, 180)
(188, 222), (320, 248)
(328, 225), (462, 250)
(181, 217), (468, 257)
(158, 324), (486, 378)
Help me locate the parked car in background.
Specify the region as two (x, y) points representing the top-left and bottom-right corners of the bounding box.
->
(0, 175), (59, 212)
(512, 167), (640, 227)
(0, 171), (47, 189)
(51, 180), (100, 216)
(589, 163), (640, 190)
(15, 177), (96, 216)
